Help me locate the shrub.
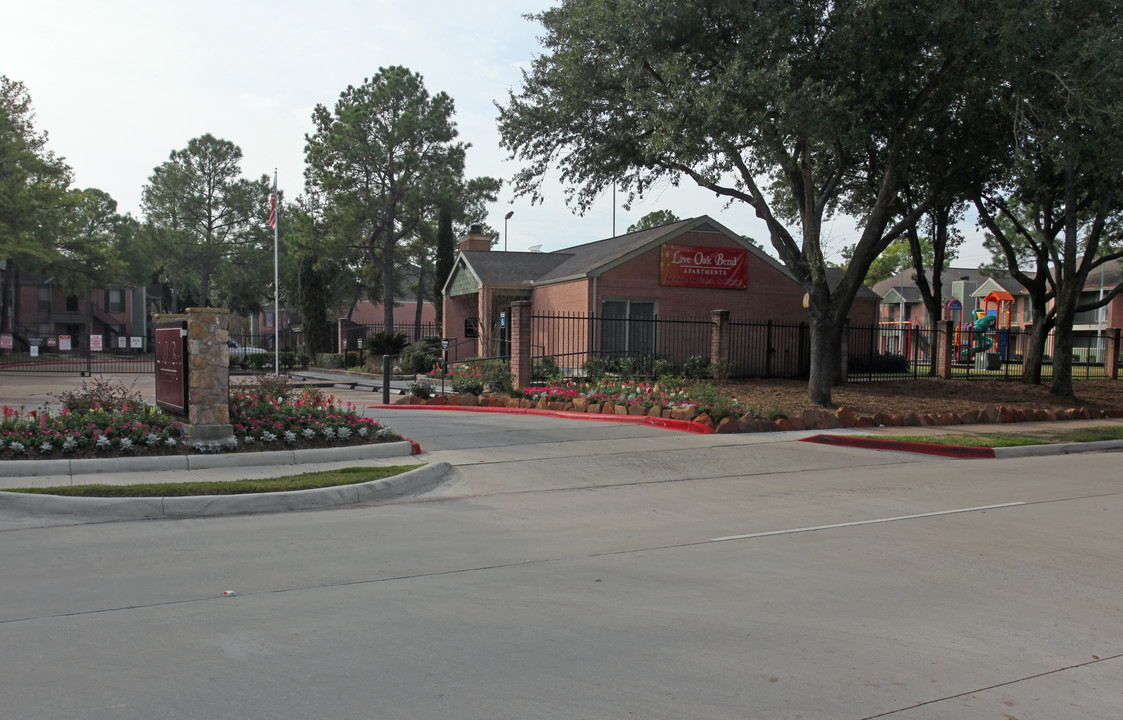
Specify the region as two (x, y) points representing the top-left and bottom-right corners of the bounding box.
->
(466, 357), (512, 393)
(52, 377), (143, 413)
(407, 379), (435, 399)
(615, 354), (655, 380)
(400, 337), (442, 374)
(651, 357), (678, 379)
(682, 355), (712, 380)
(581, 356), (608, 381)
(532, 356), (562, 382)
(344, 350), (362, 368)
(316, 352), (344, 369)
(450, 373), (485, 395)
(848, 352), (909, 374)
(248, 353), (270, 371)
(365, 330), (409, 356)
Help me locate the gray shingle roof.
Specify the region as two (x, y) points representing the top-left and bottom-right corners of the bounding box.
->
(459, 251), (572, 286)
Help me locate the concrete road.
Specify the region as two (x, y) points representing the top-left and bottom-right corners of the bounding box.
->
(1, 407), (1121, 719)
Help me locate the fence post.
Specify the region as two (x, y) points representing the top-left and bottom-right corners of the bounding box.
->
(511, 300), (533, 389)
(840, 319), (850, 382)
(937, 320), (954, 379)
(1106, 327), (1121, 380)
(710, 309), (730, 378)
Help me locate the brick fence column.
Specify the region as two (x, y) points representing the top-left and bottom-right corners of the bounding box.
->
(937, 320), (954, 379)
(155, 307), (234, 444)
(1106, 327), (1121, 380)
(710, 309), (730, 379)
(510, 300), (533, 389)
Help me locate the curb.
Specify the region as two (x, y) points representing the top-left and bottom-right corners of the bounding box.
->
(800, 434), (996, 458)
(368, 404), (716, 434)
(800, 434), (1123, 459)
(0, 439), (420, 478)
(0, 462), (451, 519)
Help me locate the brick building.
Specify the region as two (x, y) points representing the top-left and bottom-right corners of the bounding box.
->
(441, 216), (877, 364)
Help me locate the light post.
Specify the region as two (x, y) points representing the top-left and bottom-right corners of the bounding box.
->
(504, 210), (514, 251)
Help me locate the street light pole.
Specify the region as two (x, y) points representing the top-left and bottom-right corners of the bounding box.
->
(504, 210), (514, 251)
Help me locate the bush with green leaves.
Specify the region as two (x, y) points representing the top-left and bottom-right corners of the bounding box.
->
(532, 355), (563, 382)
(449, 372), (485, 396)
(365, 330), (409, 356)
(51, 377), (144, 413)
(407, 379), (435, 399)
(614, 354), (655, 380)
(651, 357), (678, 379)
(315, 353), (344, 369)
(581, 356), (608, 381)
(400, 337), (442, 374)
(465, 357), (513, 393)
(248, 353), (271, 371)
(682, 355), (712, 380)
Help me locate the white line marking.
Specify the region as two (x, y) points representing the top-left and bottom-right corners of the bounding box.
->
(709, 502), (1028, 543)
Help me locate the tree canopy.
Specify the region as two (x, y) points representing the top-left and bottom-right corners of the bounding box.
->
(304, 66), (498, 330)
(498, 0), (996, 404)
(141, 133), (271, 309)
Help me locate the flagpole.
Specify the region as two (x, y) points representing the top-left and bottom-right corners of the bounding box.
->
(272, 169), (280, 377)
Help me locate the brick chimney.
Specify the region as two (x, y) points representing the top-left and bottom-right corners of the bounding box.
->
(458, 224), (492, 252)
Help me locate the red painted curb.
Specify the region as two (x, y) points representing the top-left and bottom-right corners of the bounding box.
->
(799, 434), (995, 459)
(367, 404), (715, 434)
(399, 436), (423, 455)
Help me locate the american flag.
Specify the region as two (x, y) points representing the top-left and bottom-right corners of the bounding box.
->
(268, 177), (278, 229)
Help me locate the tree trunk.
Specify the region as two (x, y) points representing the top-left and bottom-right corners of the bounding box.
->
(807, 312), (840, 406)
(1021, 310), (1051, 385)
(413, 262), (425, 340)
(382, 232), (395, 332)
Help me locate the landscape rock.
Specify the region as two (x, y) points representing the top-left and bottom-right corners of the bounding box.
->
(776, 418), (795, 432)
(738, 415), (759, 432)
(694, 413), (715, 430)
(627, 404), (646, 416)
(855, 416), (876, 427)
(801, 409), (821, 430)
(601, 401), (615, 415)
(873, 412), (892, 427)
(818, 411), (840, 429)
(572, 398), (590, 412)
(836, 407), (857, 427)
(716, 416), (740, 434)
(587, 403), (601, 414)
(902, 413), (921, 426)
(959, 409), (979, 424)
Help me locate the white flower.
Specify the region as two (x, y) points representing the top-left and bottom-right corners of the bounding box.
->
(358, 426), (370, 438)
(118, 437), (134, 451)
(284, 430), (297, 444)
(62, 436), (78, 452)
(39, 441), (53, 453)
(322, 426), (336, 439)
(164, 436), (178, 447)
(376, 427), (394, 439)
(244, 435), (255, 445)
(302, 427), (316, 439)
(337, 426), (353, 440)
(262, 431), (277, 443)
(146, 432), (161, 446)
(224, 437), (238, 449)
(95, 435), (111, 448)
(10, 441), (26, 454)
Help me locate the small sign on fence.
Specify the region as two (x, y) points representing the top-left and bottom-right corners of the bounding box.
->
(90, 335), (103, 352)
(58, 335), (71, 351)
(130, 336), (142, 349)
(117, 336), (127, 349)
(0, 333), (11, 350)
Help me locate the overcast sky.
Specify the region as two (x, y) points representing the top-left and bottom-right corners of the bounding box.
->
(2, 0), (993, 265)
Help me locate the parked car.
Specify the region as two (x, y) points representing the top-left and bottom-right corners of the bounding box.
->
(227, 340), (269, 364)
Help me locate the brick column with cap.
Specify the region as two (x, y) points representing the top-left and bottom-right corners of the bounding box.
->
(937, 320), (954, 379)
(710, 309), (730, 379)
(1106, 327), (1121, 380)
(510, 300), (533, 389)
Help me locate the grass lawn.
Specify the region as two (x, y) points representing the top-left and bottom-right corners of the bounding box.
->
(6, 464), (421, 497)
(855, 425), (1123, 448)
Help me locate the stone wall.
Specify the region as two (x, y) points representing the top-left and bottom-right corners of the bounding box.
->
(155, 307), (233, 443)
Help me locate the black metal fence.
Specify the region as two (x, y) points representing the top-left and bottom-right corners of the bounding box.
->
(0, 348), (155, 374)
(529, 312), (713, 377)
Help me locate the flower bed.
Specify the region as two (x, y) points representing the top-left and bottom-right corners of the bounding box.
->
(394, 378), (1123, 433)
(0, 379), (398, 460)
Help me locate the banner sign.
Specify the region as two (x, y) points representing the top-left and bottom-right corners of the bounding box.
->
(660, 244), (748, 289)
(90, 334), (103, 352)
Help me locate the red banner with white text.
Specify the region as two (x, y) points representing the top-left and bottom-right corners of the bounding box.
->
(659, 244), (748, 289)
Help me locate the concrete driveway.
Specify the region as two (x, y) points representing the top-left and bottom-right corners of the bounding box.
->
(1, 396), (1121, 719)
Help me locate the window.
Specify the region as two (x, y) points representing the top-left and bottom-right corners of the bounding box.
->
(263, 311), (275, 329)
(601, 299), (656, 356)
(1022, 298), (1032, 322)
(105, 289), (125, 313)
(65, 295), (79, 312)
(38, 287), (50, 312)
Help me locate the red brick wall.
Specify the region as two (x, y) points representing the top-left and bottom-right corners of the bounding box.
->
(349, 299), (437, 325)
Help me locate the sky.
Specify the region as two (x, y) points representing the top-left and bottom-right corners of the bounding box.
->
(2, 0), (994, 266)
